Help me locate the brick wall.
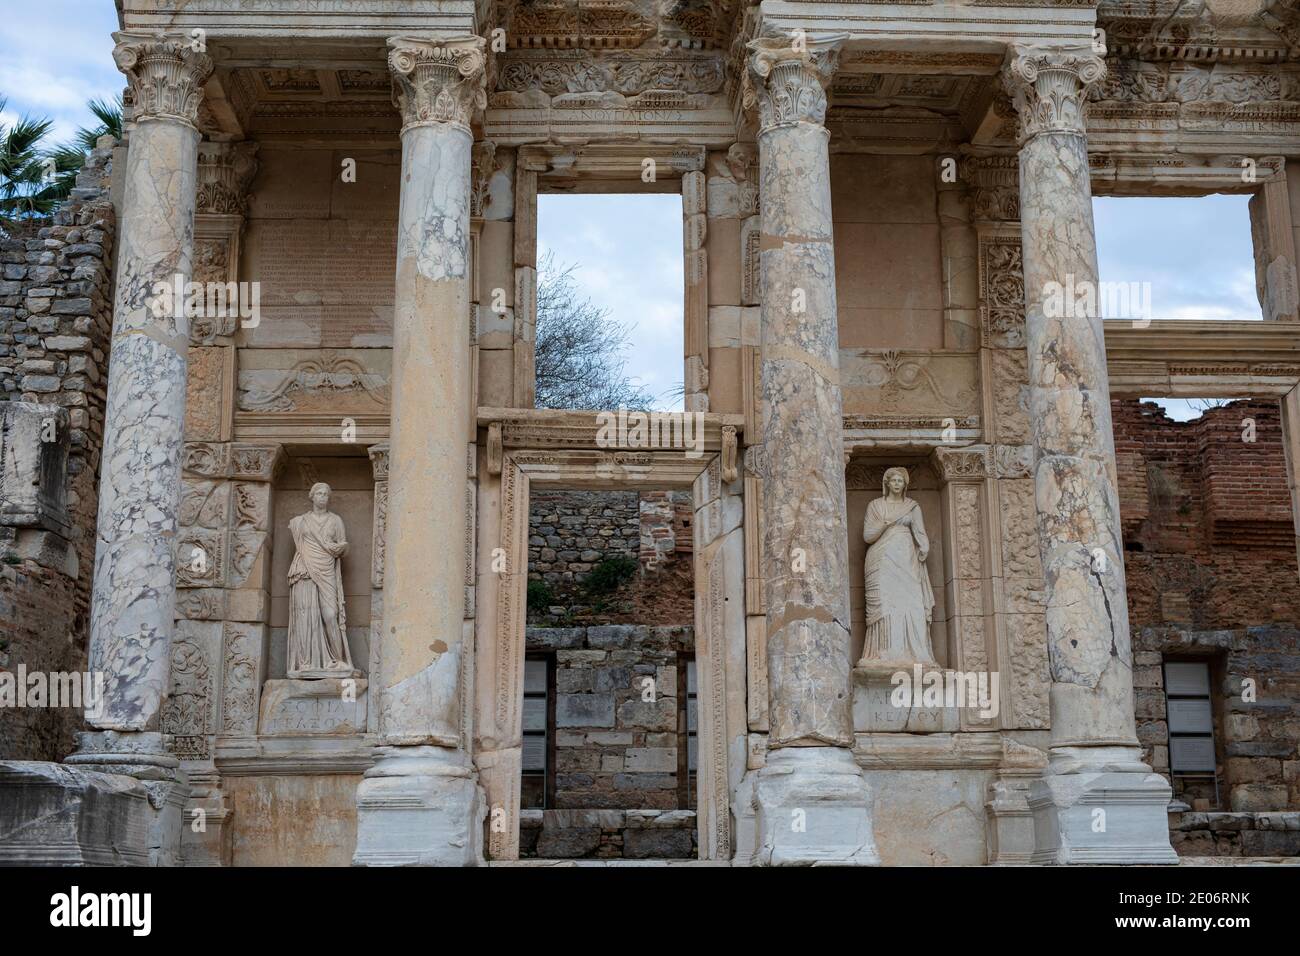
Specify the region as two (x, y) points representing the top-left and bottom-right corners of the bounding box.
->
(1113, 399), (1300, 855)
(0, 140), (116, 760)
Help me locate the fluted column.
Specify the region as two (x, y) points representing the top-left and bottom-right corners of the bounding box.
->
(1003, 45), (1175, 864)
(69, 31), (211, 768)
(743, 35), (877, 866)
(353, 35), (486, 866)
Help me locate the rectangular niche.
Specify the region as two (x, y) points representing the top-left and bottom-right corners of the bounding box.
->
(268, 452), (375, 681)
(845, 457), (950, 669)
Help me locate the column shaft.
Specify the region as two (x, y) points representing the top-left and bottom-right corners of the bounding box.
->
(381, 116), (474, 746)
(353, 36), (487, 866)
(1005, 45), (1175, 863)
(1007, 48), (1138, 751)
(743, 36), (877, 866)
(750, 43), (853, 750)
(87, 33), (211, 734)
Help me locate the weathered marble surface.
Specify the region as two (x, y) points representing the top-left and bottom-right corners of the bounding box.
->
(745, 36), (878, 866)
(353, 36), (487, 867)
(87, 33), (211, 734)
(376, 36), (483, 748)
(747, 36), (855, 750)
(1005, 44), (1175, 864)
(1005, 46), (1138, 751)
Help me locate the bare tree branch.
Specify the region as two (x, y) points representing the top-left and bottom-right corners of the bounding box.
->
(533, 250), (657, 411)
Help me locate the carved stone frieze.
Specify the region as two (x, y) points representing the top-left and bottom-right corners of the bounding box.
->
(496, 50), (725, 96)
(979, 236), (1026, 349)
(505, 0), (656, 49)
(221, 623), (261, 736)
(161, 627), (215, 760)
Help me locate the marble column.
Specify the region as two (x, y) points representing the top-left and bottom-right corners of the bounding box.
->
(743, 36), (877, 866)
(1003, 45), (1175, 863)
(58, 31), (212, 865)
(353, 35), (487, 866)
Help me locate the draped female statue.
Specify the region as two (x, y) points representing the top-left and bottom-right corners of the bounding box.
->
(858, 466), (936, 666)
(286, 482), (355, 678)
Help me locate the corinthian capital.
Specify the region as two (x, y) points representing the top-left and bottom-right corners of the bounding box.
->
(1001, 45), (1106, 143)
(112, 31), (214, 127)
(196, 141), (259, 216)
(743, 34), (846, 133)
(387, 35), (487, 133)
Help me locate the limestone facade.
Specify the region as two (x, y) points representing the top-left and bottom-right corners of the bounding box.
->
(2, 0), (1300, 866)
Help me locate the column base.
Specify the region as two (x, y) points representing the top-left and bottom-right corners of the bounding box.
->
(1028, 746), (1178, 865)
(64, 730), (189, 866)
(353, 745), (485, 866)
(754, 746), (880, 866)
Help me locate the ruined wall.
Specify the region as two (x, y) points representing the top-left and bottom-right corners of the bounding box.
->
(1113, 398), (1300, 855)
(0, 141), (116, 760)
(527, 489), (640, 585)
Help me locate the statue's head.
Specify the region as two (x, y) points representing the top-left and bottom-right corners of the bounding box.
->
(308, 482), (332, 508)
(882, 467), (909, 498)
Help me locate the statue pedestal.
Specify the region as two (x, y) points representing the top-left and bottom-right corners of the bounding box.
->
(259, 677), (368, 736)
(288, 667), (361, 680)
(851, 662), (962, 733)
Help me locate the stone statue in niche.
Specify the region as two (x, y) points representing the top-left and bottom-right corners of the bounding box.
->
(858, 466), (936, 666)
(287, 482), (355, 678)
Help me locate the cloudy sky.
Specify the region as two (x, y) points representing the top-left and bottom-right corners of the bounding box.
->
(2, 3), (1261, 421)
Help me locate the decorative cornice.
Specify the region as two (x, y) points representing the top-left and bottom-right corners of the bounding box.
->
(112, 31), (213, 128)
(744, 34), (846, 132)
(1002, 45), (1106, 142)
(196, 141), (259, 217)
(387, 35), (487, 133)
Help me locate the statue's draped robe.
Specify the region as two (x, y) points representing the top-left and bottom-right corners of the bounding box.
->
(861, 497), (935, 664)
(287, 510), (353, 674)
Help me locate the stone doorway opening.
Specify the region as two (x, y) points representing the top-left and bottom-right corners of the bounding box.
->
(518, 486), (699, 860)
(474, 435), (745, 863)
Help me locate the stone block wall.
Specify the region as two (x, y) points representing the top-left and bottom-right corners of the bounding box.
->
(0, 141), (117, 761)
(1113, 398), (1300, 854)
(519, 808), (697, 860)
(525, 624), (693, 811)
(527, 489), (640, 585)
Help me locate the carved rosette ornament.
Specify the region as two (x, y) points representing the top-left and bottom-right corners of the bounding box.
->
(1001, 46), (1105, 142)
(112, 31), (213, 127)
(743, 35), (845, 132)
(387, 36), (487, 133)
